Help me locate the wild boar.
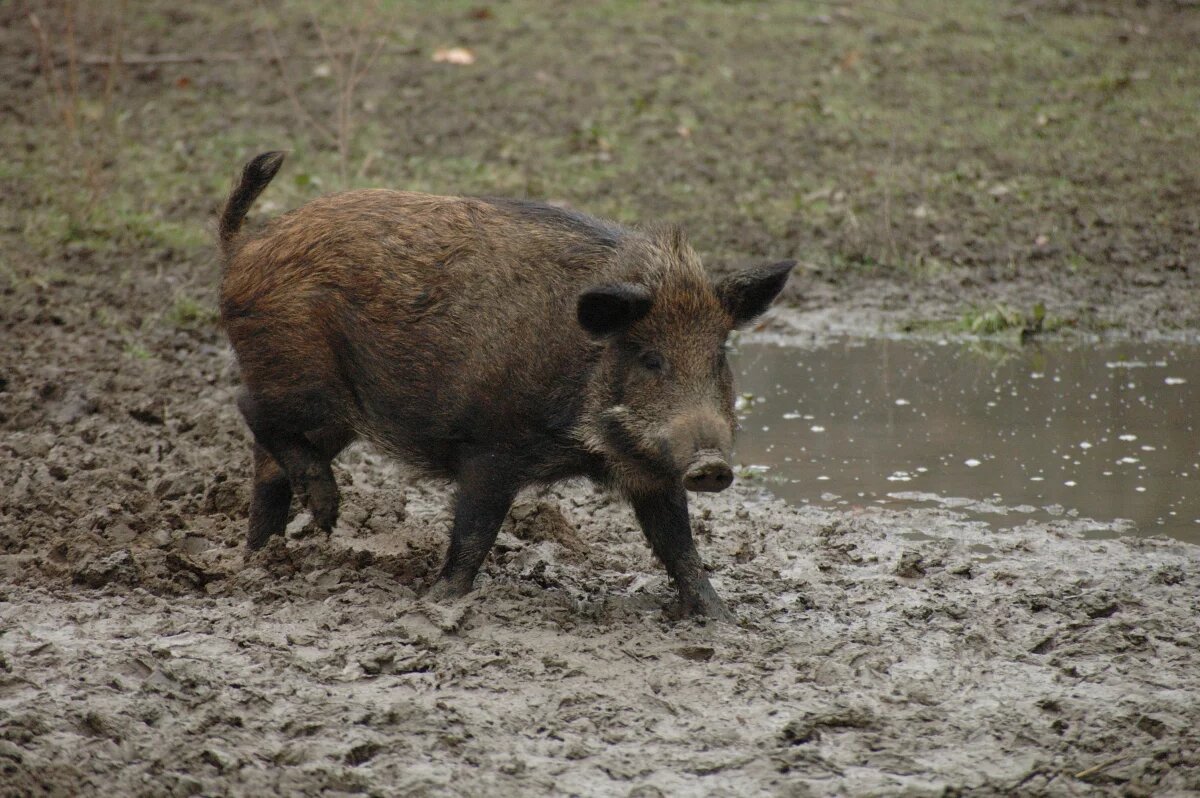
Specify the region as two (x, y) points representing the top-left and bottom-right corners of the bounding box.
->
(218, 152), (792, 619)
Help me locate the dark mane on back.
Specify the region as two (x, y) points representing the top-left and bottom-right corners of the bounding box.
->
(480, 197), (624, 251)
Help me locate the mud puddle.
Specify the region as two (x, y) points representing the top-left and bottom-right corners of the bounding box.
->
(733, 338), (1200, 544)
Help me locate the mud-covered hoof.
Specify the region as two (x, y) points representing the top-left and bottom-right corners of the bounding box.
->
(310, 502), (338, 533)
(671, 595), (736, 623)
(244, 526), (275, 551)
(425, 577), (472, 602)
(297, 474), (339, 532)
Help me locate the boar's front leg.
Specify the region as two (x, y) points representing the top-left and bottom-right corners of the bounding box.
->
(630, 487), (733, 621)
(427, 450), (519, 600)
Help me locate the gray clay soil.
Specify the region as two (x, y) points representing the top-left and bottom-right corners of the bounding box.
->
(3, 365), (1199, 796)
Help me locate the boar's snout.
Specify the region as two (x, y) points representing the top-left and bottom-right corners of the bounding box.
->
(683, 451), (734, 493)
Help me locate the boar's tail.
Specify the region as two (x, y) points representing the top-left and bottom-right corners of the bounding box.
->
(218, 151), (286, 258)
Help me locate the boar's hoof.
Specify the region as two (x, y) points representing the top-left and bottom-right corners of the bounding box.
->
(671, 594), (736, 623)
(425, 578), (472, 602)
(294, 471), (339, 532)
(683, 457), (734, 493)
(245, 525), (275, 551)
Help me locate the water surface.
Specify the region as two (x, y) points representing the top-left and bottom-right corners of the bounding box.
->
(733, 338), (1199, 544)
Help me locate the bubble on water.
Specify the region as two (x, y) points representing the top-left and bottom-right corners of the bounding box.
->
(810, 425), (825, 433)
(1079, 441), (1093, 449)
(887, 471), (913, 482)
(1064, 481), (1077, 487)
(782, 412), (802, 420)
(1165, 377), (1187, 385)
(1119, 434), (1138, 441)
(816, 475), (830, 481)
(1141, 445), (1156, 452)
(964, 458), (982, 468)
(1030, 476), (1045, 482)
(894, 399), (910, 406)
(1136, 486), (1147, 493)
(1120, 457), (1140, 464)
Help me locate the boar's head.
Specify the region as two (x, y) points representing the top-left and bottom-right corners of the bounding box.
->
(577, 230), (794, 495)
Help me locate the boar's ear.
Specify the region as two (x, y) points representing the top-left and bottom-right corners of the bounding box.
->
(578, 283), (654, 338)
(716, 260), (795, 328)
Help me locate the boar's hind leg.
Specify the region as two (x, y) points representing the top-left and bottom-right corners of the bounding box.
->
(427, 451), (519, 600)
(630, 487), (734, 621)
(246, 443), (293, 550)
(237, 391), (345, 541)
(245, 425), (355, 550)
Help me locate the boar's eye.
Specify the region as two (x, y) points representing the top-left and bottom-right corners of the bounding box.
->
(639, 350), (666, 372)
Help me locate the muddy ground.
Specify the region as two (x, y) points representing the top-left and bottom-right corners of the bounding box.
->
(3, 1), (1200, 796)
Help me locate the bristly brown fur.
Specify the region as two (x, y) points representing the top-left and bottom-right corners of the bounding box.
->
(217, 152), (793, 618)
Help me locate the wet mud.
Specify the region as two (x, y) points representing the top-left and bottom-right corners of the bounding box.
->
(3, 338), (1199, 795)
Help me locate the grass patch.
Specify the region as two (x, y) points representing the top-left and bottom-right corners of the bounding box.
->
(167, 294), (219, 328)
(4, 0), (1196, 334)
(123, 342), (152, 360)
(903, 302), (1071, 339)
(958, 304), (1030, 335)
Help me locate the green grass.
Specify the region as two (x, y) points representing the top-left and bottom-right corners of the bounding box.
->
(959, 305), (1030, 336)
(167, 294), (219, 329)
(3, 0), (1196, 333)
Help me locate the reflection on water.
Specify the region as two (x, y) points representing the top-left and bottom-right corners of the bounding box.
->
(732, 338), (1199, 544)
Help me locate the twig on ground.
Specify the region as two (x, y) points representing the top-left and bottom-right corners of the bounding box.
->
(260, 19), (337, 146)
(1074, 756), (1126, 779)
(76, 46), (417, 66)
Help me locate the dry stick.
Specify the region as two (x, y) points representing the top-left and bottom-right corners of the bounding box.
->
(341, 32), (387, 184)
(356, 150), (377, 180)
(27, 11), (76, 133)
(77, 47), (416, 66)
(64, 1), (80, 114)
(1074, 756), (1126, 779)
(310, 16), (347, 182)
(882, 132), (900, 269)
(60, 0), (102, 199)
(260, 20), (337, 146)
(311, 4), (387, 186)
(102, 0), (128, 107)
(66, 2), (107, 201)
